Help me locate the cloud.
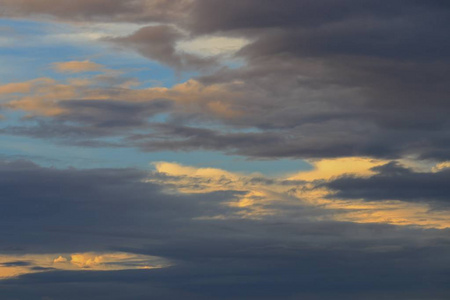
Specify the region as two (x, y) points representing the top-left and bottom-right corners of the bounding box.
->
(0, 0), (192, 23)
(3, 57), (449, 160)
(105, 25), (218, 70)
(288, 157), (387, 181)
(324, 162), (450, 207)
(0, 159), (448, 298)
(0, 159), (242, 254)
(177, 35), (250, 56)
(0, 252), (167, 279)
(0, 78), (54, 95)
(1, 1), (450, 298)
(1, 0), (450, 161)
(52, 60), (105, 73)
(150, 160), (450, 228)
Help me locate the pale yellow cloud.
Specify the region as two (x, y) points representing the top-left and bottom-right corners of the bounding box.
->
(150, 161), (286, 218)
(0, 252), (169, 280)
(150, 160), (450, 229)
(154, 161), (239, 181)
(432, 161), (450, 172)
(53, 255), (67, 263)
(289, 157), (387, 181)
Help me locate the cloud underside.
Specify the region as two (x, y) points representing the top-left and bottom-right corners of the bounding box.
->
(0, 159), (449, 299)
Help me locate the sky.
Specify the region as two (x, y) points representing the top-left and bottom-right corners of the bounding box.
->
(0, 1), (449, 299)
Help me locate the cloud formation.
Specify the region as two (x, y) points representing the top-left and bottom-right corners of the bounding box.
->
(1, 0), (449, 160)
(52, 60), (105, 73)
(0, 1), (450, 298)
(0, 0), (192, 23)
(0, 159), (449, 299)
(325, 162), (450, 206)
(106, 25), (218, 70)
(0, 252), (167, 279)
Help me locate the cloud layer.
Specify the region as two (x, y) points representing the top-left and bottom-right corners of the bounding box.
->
(0, 1), (449, 299)
(0, 159), (449, 299)
(0, 0), (449, 160)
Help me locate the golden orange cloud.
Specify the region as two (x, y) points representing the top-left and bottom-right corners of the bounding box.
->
(52, 60), (105, 73)
(149, 160), (450, 229)
(0, 252), (169, 280)
(288, 157), (387, 181)
(1, 72), (244, 120)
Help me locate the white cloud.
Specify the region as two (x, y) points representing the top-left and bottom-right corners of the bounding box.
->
(177, 35), (250, 56)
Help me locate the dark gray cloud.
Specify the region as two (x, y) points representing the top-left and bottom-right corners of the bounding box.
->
(106, 25), (218, 70)
(324, 162), (450, 206)
(1, 99), (173, 142)
(191, 0), (450, 160)
(1, 261), (32, 267)
(58, 99), (172, 129)
(0, 0), (191, 23)
(125, 121), (447, 160)
(189, 0), (429, 32)
(0, 159), (450, 299)
(0, 159), (240, 253)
